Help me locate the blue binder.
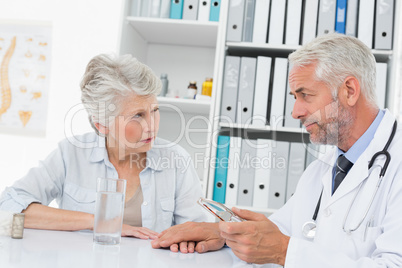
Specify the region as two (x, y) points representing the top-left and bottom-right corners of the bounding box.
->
(335, 0), (347, 34)
(209, 0), (221, 21)
(212, 135), (230, 203)
(170, 0), (184, 19)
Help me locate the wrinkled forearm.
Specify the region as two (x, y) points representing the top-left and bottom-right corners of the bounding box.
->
(23, 203), (94, 231)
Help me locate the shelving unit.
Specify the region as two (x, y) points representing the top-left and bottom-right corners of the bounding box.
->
(157, 97), (211, 115)
(126, 17), (218, 47)
(202, 0), (402, 215)
(118, 0), (223, 180)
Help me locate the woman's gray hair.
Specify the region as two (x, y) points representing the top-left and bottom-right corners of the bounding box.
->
(288, 33), (378, 108)
(80, 54), (161, 135)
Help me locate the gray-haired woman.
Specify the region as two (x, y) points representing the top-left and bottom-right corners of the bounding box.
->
(0, 54), (208, 239)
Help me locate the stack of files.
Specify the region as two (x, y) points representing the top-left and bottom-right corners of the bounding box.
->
(251, 56), (272, 127)
(252, 139), (272, 209)
(302, 0), (319, 45)
(237, 139), (257, 206)
(212, 135), (230, 203)
(225, 136), (242, 207)
(269, 58), (288, 128)
(130, 0), (221, 21)
(267, 141), (290, 209)
(236, 57), (257, 124)
(345, 0), (358, 37)
(252, 0), (270, 44)
(221, 56), (295, 128)
(374, 0), (394, 49)
(285, 142), (306, 201)
(357, 0), (375, 48)
(317, 0), (336, 36)
(376, 62), (388, 109)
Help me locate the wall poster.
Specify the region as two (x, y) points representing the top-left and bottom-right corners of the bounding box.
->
(0, 21), (52, 136)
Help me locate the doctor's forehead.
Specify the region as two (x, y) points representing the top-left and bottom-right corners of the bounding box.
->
(289, 64), (317, 86)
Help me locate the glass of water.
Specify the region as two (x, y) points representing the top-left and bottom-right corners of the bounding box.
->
(93, 178), (126, 245)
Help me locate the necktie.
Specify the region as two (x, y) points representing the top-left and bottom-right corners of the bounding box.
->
(333, 155), (354, 194)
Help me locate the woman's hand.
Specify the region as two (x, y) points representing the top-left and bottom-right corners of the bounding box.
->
(121, 224), (159, 240)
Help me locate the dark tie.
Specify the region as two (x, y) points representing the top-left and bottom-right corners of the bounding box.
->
(333, 155), (354, 194)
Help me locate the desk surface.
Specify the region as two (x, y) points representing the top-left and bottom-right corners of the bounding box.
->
(0, 229), (279, 268)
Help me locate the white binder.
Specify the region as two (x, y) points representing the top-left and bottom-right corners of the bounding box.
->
(345, 0), (358, 36)
(285, 0), (302, 45)
(237, 139), (257, 207)
(284, 66), (300, 128)
(140, 0), (152, 17)
(252, 56), (272, 127)
(242, 0), (256, 42)
(225, 136), (242, 207)
(357, 0), (375, 48)
(268, 0), (286, 44)
(302, 0), (319, 44)
(197, 0), (211, 21)
(268, 141), (290, 209)
(226, 0), (246, 42)
(252, 0), (270, 44)
(376, 62), (387, 109)
(130, 0), (142, 16)
(150, 0), (162, 17)
(160, 0), (171, 18)
(374, 0), (394, 49)
(317, 0), (336, 36)
(183, 0), (199, 20)
(252, 139), (272, 208)
(237, 57), (256, 125)
(220, 56), (241, 123)
(286, 142), (306, 201)
(269, 58), (288, 128)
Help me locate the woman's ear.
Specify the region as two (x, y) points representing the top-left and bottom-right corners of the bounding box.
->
(95, 122), (109, 135)
(341, 76), (360, 107)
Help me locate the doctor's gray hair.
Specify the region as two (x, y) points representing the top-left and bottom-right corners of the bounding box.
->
(80, 54), (161, 135)
(289, 33), (378, 108)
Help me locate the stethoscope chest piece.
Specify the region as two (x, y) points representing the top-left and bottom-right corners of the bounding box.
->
(302, 221), (317, 239)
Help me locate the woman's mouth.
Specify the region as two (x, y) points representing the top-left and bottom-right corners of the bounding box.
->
(141, 137), (154, 143)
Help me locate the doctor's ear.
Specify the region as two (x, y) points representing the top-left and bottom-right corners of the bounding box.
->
(341, 76), (360, 107)
(94, 122), (109, 135)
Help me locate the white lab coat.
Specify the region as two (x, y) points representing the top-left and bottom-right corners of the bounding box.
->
(270, 110), (402, 267)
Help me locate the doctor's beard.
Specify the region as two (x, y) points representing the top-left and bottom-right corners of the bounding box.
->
(304, 99), (355, 147)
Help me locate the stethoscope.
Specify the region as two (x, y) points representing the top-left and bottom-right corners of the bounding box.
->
(302, 120), (397, 239)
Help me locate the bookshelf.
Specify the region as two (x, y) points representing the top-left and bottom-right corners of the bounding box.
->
(202, 0), (402, 215)
(118, 1), (223, 180)
(117, 0), (402, 214)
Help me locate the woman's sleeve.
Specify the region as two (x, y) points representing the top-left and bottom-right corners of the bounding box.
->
(0, 144), (66, 212)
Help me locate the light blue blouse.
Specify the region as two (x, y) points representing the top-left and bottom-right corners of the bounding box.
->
(0, 132), (209, 232)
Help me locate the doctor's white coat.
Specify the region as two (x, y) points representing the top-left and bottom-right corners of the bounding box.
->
(270, 110), (402, 267)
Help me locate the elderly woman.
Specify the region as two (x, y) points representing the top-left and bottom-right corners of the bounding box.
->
(0, 54), (207, 239)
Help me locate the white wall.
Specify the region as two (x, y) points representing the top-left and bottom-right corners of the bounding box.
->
(0, 0), (124, 191)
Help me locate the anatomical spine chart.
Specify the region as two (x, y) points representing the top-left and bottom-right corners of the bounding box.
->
(0, 22), (51, 136)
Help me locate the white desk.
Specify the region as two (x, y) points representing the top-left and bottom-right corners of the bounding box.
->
(0, 229), (280, 268)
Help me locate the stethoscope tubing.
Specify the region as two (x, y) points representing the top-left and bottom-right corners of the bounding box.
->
(303, 120), (397, 238)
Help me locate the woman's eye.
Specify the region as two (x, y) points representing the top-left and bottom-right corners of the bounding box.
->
(133, 113), (143, 119)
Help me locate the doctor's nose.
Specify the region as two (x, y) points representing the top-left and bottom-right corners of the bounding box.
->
(292, 100), (307, 120)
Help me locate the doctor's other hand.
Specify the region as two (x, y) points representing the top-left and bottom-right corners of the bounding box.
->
(219, 207), (290, 265)
(151, 222), (225, 253)
(121, 224), (159, 240)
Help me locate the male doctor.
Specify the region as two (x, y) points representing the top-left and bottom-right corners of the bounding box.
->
(152, 33), (402, 267)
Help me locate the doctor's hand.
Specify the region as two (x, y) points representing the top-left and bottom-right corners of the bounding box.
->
(151, 222), (225, 253)
(121, 224), (159, 240)
(219, 207), (290, 265)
